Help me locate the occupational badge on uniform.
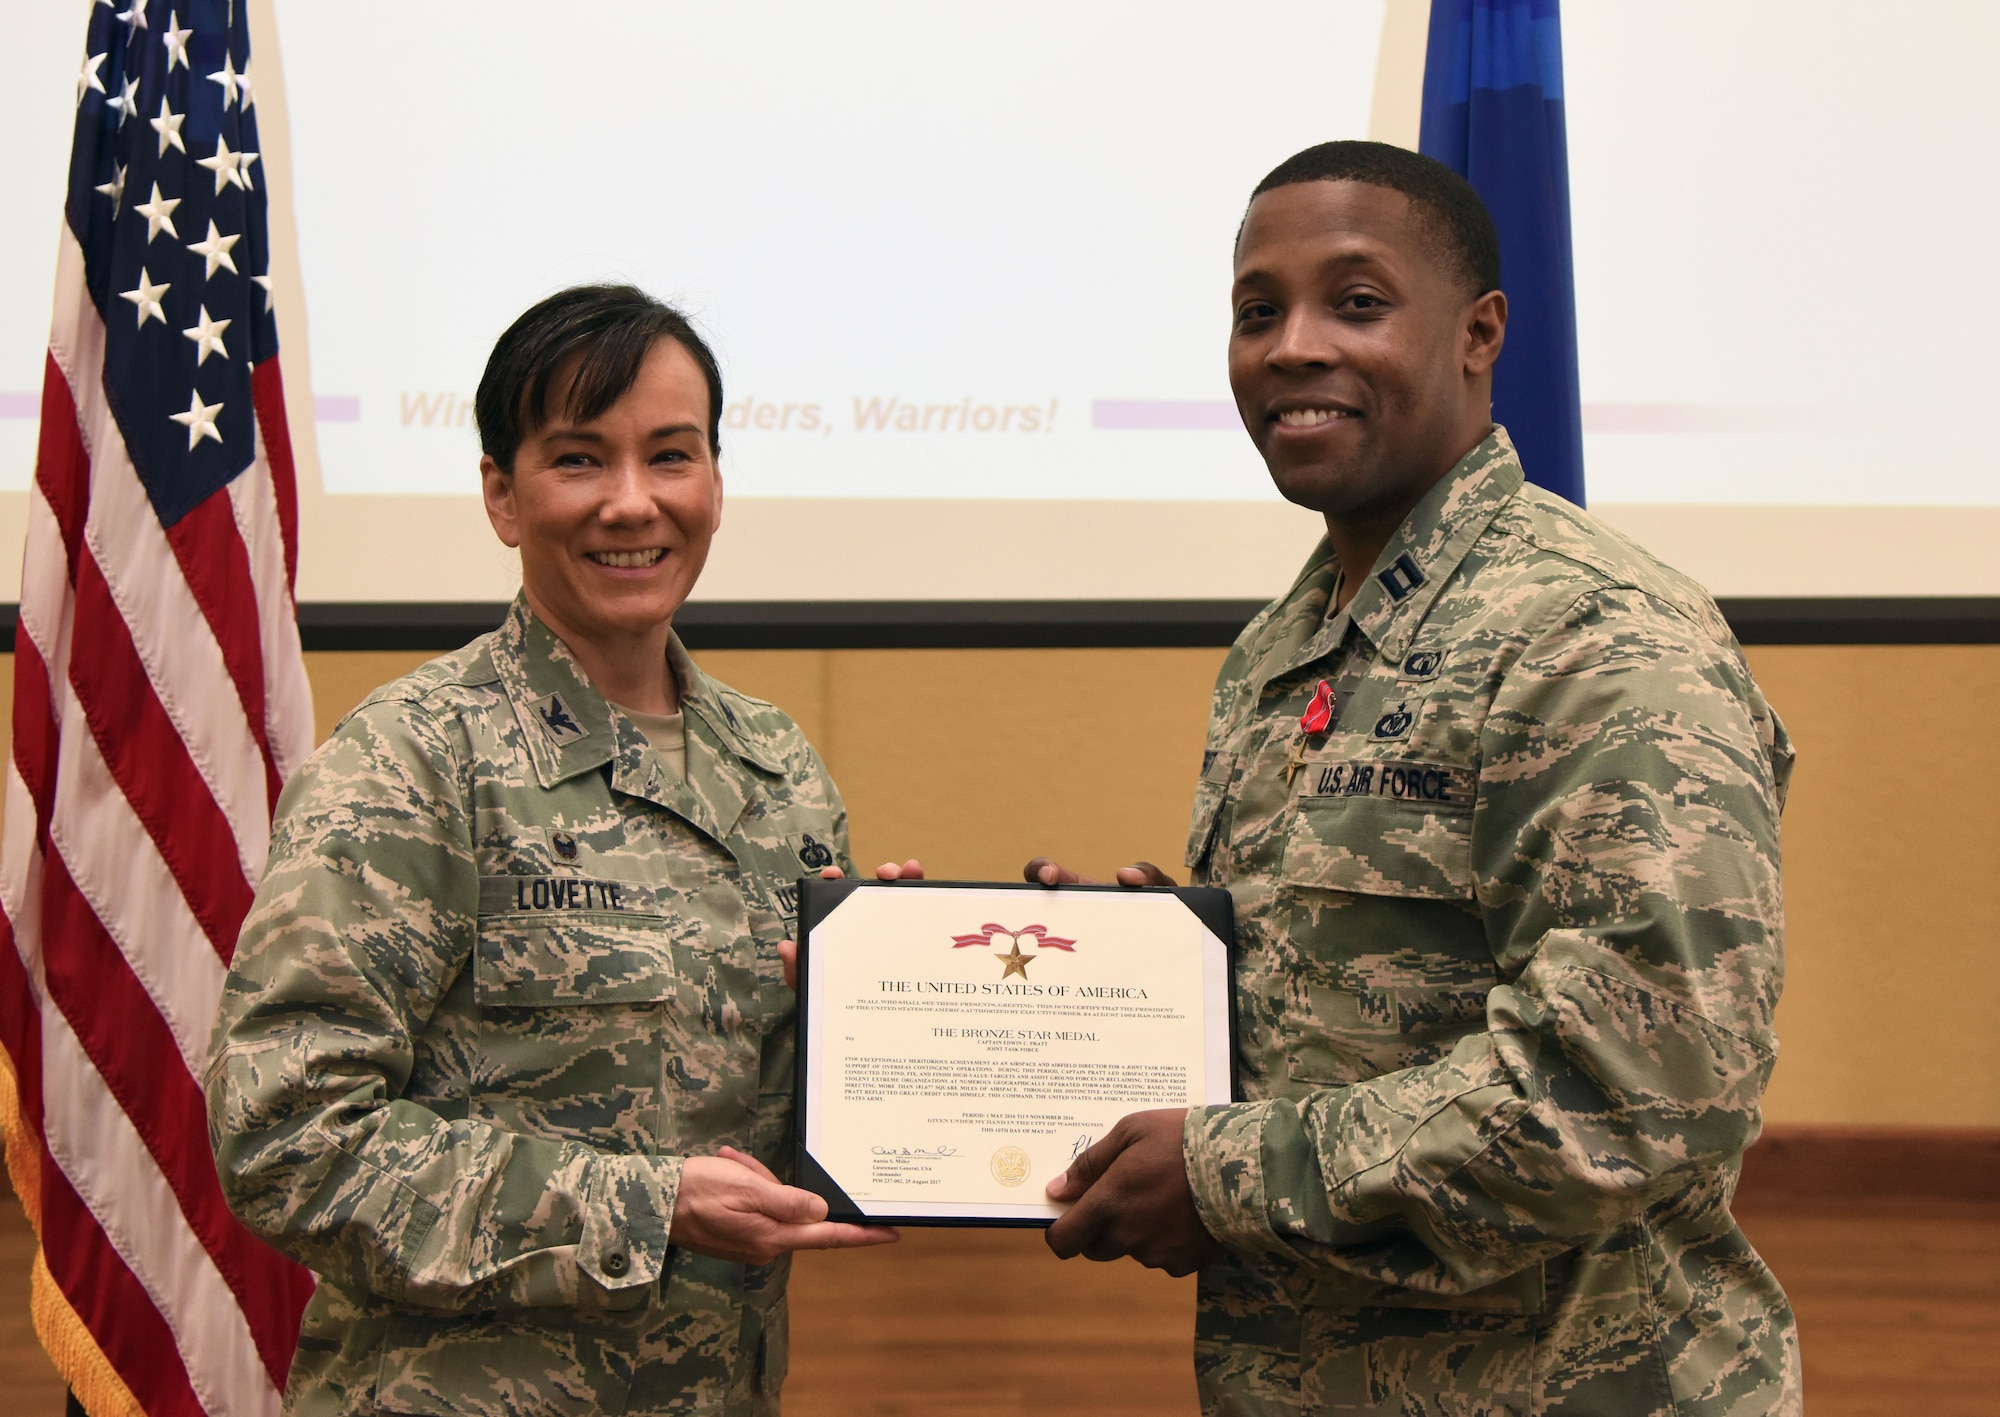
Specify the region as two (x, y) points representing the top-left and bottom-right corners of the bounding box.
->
(550, 830), (579, 861)
(794, 833), (835, 870)
(1372, 702), (1416, 740)
(1399, 649), (1445, 681)
(528, 692), (586, 743)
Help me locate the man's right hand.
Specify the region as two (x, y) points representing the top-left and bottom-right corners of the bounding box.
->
(1023, 858), (1178, 888)
(669, 1149), (898, 1266)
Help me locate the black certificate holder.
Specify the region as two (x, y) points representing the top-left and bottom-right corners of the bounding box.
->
(792, 875), (1239, 1227)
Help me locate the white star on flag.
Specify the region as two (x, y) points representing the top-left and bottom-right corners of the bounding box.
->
(207, 52), (240, 109)
(169, 389), (225, 449)
(251, 273), (274, 313)
(107, 73), (140, 126)
(161, 10), (192, 70)
(120, 269), (170, 328)
(151, 97), (185, 156)
(77, 52), (107, 105)
(182, 306), (232, 366)
(187, 220), (240, 278)
(197, 135), (257, 194)
(133, 182), (180, 240)
(95, 162), (129, 210)
(116, 0), (149, 32)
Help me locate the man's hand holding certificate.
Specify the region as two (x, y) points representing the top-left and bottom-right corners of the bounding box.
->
(793, 873), (1235, 1231)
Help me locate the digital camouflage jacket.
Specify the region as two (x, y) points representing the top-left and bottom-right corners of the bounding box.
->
(1180, 430), (1800, 1416)
(207, 598), (851, 1416)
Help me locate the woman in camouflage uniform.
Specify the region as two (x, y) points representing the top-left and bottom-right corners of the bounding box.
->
(207, 285), (895, 1416)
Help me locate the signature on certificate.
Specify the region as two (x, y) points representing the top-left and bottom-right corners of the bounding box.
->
(1069, 1133), (1095, 1159)
(871, 1144), (960, 1158)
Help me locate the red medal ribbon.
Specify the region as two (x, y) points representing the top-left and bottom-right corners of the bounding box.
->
(1299, 679), (1335, 735)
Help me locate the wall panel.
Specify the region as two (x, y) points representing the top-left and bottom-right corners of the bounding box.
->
(2, 642), (1990, 1128)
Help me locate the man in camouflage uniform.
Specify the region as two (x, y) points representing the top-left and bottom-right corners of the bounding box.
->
(1036, 144), (1800, 1415)
(208, 286), (889, 1416)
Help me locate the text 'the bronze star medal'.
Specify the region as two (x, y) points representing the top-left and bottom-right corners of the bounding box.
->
(996, 940), (1034, 979)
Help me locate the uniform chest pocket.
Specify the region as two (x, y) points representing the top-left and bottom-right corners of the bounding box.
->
(1281, 762), (1476, 902)
(474, 913), (683, 1008)
(471, 913), (688, 1152)
(1278, 765), (1488, 1086)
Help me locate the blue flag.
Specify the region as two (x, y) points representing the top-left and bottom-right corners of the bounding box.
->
(1420, 0), (1584, 505)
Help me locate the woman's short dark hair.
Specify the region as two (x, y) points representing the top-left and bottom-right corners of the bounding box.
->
(474, 284), (724, 472)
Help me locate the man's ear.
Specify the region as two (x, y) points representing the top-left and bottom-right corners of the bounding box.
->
(1463, 289), (1507, 378)
(481, 454), (522, 549)
(711, 455), (724, 533)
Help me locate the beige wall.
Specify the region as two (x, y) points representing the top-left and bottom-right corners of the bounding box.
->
(8, 643), (1995, 1128)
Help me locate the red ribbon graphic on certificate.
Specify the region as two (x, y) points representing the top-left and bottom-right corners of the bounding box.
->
(950, 924), (1077, 952)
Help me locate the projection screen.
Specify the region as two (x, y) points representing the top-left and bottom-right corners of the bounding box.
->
(3, 1), (1995, 607)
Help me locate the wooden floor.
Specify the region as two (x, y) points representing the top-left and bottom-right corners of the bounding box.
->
(0, 1195), (1992, 1414)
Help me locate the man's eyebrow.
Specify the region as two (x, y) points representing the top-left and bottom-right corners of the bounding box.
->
(1233, 248), (1390, 289)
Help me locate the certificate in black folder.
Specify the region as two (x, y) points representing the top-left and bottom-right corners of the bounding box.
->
(795, 877), (1236, 1227)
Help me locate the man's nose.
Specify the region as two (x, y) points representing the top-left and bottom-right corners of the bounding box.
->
(1268, 308), (1337, 370)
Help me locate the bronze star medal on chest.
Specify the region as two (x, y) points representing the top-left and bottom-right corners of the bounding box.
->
(1286, 679), (1336, 788)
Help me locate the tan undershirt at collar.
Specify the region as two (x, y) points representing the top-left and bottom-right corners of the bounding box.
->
(619, 706), (687, 782)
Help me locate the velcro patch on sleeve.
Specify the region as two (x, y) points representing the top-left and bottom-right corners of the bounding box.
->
(1297, 759), (1475, 811)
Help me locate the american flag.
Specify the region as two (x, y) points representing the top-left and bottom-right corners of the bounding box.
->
(0, 2), (316, 1414)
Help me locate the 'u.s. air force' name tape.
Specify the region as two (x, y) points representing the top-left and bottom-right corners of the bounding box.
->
(1298, 758), (1475, 810)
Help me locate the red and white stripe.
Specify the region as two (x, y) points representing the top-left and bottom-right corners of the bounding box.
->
(0, 226), (316, 1415)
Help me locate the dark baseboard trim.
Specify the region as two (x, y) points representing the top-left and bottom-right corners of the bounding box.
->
(1716, 597), (2000, 645)
(0, 597), (1996, 653)
(1735, 1125), (2000, 1205)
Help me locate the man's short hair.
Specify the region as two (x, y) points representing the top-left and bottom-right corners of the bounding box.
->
(1248, 141), (1501, 297)
(475, 283), (724, 473)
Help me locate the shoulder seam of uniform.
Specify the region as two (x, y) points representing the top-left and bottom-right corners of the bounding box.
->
(1537, 580), (1737, 658)
(1481, 516), (1633, 595)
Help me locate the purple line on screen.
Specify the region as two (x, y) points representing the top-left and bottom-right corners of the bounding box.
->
(1091, 399), (1240, 431)
(1580, 403), (1820, 434)
(0, 393), (38, 419)
(314, 395), (362, 423)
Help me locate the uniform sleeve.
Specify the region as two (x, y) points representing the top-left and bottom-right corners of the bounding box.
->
(809, 743), (858, 879)
(1184, 587), (1789, 1294)
(205, 699), (681, 1313)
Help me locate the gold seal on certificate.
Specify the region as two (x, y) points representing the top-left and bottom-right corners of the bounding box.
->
(795, 878), (1237, 1226)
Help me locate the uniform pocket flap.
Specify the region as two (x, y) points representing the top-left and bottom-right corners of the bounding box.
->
(474, 916), (684, 1007)
(376, 1314), (628, 1415)
(1282, 788), (1475, 902)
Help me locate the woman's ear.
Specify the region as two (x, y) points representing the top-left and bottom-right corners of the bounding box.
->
(480, 454), (522, 549)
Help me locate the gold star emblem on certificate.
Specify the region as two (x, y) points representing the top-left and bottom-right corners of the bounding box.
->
(996, 940), (1034, 979)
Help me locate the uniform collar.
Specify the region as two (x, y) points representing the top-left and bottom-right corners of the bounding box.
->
(495, 596), (782, 840)
(1270, 426), (1525, 679)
